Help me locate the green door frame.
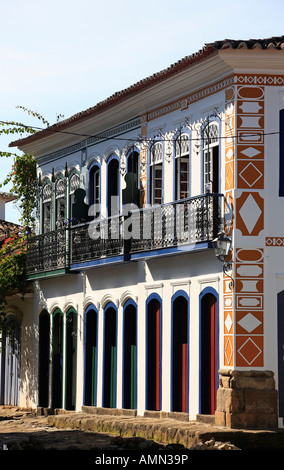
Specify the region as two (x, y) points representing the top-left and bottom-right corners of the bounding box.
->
(64, 307), (78, 410)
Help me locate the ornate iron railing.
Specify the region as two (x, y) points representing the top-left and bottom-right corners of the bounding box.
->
(129, 193), (224, 253)
(70, 215), (124, 265)
(26, 194), (224, 275)
(26, 228), (68, 275)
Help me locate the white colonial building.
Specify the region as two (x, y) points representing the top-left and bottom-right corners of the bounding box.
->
(3, 35), (284, 429)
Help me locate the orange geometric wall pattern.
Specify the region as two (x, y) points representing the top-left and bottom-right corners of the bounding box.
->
(139, 114), (148, 207)
(234, 84), (265, 367)
(223, 86), (235, 367)
(235, 248), (264, 367)
(236, 191), (264, 236)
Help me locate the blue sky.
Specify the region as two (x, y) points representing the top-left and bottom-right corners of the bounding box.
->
(1, 0), (283, 224)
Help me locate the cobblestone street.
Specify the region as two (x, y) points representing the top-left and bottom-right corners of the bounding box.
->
(0, 406), (240, 452)
(1, 406), (284, 454)
(0, 407), (131, 451)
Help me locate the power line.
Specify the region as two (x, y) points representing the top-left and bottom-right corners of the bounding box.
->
(0, 120), (282, 145)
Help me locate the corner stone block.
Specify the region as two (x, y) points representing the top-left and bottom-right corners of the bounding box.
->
(216, 370), (278, 430)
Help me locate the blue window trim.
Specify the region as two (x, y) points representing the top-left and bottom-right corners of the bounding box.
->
(145, 292), (162, 410)
(173, 129), (191, 201)
(279, 109), (284, 196)
(126, 146), (140, 193)
(88, 161), (101, 216)
(102, 301), (118, 408)
(107, 154), (120, 216)
(122, 298), (138, 409)
(147, 141), (164, 206)
(170, 290), (190, 413)
(126, 146), (140, 171)
(83, 304), (99, 407)
(198, 286), (219, 414)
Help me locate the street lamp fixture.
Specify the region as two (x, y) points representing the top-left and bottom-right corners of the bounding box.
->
(213, 231), (233, 288)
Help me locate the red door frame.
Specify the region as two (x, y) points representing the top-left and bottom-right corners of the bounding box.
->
(155, 304), (161, 410)
(209, 296), (217, 413)
(172, 294), (189, 413)
(200, 291), (218, 415)
(146, 297), (161, 411)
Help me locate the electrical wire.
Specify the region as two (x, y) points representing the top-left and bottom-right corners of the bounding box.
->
(0, 120), (283, 145)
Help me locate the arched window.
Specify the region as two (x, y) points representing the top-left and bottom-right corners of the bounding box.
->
(55, 176), (66, 228)
(175, 133), (190, 200)
(107, 157), (119, 216)
(89, 164), (100, 217)
(122, 148), (140, 207)
(90, 165), (100, 206)
(42, 181), (52, 233)
(150, 142), (163, 205)
(203, 122), (219, 194)
(69, 171), (80, 218)
(127, 148), (139, 182)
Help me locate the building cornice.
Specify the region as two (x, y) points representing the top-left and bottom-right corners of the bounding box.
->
(10, 36), (284, 158)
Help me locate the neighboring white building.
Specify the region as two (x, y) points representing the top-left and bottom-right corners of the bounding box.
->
(4, 36), (284, 429)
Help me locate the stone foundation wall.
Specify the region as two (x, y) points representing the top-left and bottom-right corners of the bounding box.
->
(215, 369), (278, 430)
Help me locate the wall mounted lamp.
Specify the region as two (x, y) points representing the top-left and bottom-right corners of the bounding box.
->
(212, 231), (234, 289)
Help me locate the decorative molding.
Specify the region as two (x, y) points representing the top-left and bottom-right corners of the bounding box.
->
(266, 237), (284, 246)
(63, 300), (78, 314)
(83, 296), (100, 311)
(101, 293), (119, 309)
(120, 291), (138, 306)
(235, 74), (284, 86)
(146, 76), (234, 122)
(144, 282), (164, 290)
(37, 118), (140, 165)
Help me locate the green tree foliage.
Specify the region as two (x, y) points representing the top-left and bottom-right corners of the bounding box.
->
(0, 107), (49, 335)
(0, 106), (50, 230)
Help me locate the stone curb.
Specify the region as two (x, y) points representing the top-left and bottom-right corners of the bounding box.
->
(46, 411), (284, 450)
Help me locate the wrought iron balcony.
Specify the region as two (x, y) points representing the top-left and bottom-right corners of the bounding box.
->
(71, 214), (125, 265)
(70, 193), (224, 266)
(26, 193), (224, 277)
(26, 228), (68, 277)
(129, 193), (224, 255)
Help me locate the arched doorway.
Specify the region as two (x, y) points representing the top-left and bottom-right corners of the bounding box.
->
(200, 290), (218, 415)
(38, 310), (50, 407)
(123, 300), (137, 409)
(51, 309), (63, 409)
(0, 315), (21, 405)
(65, 308), (77, 410)
(172, 293), (189, 413)
(146, 295), (162, 411)
(103, 303), (117, 408)
(84, 305), (98, 406)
